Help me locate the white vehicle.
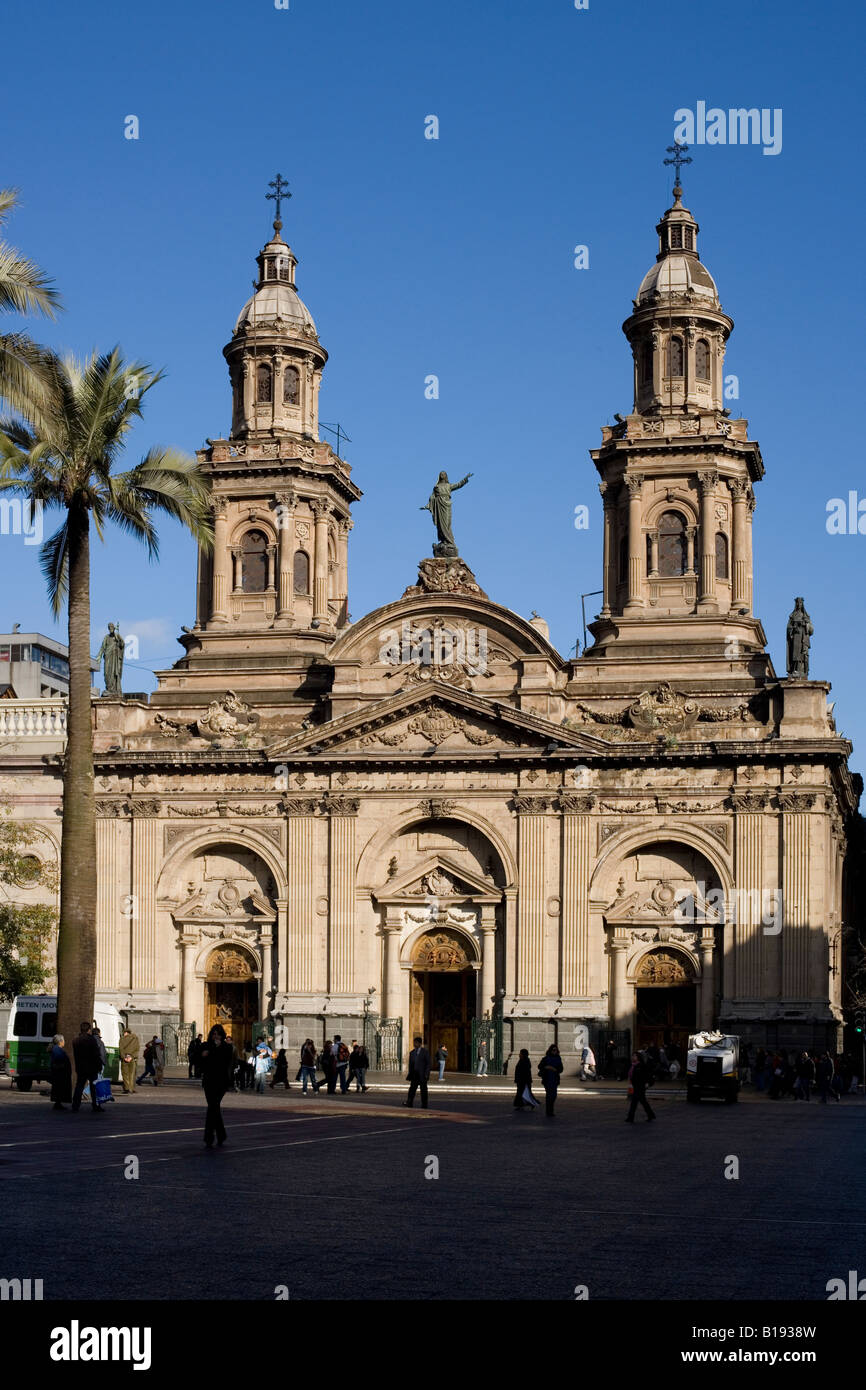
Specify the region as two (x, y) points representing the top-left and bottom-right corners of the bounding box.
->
(5, 997), (124, 1091)
(686, 1030), (740, 1104)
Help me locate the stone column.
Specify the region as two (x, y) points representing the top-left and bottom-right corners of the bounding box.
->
(96, 814), (119, 991)
(180, 934), (198, 1023)
(697, 470), (719, 611)
(382, 911), (405, 1021)
(275, 491), (296, 625)
(210, 499), (229, 622)
(514, 796), (550, 996)
(337, 518), (352, 622)
(600, 482), (614, 616)
(731, 792), (767, 1000)
(480, 908), (497, 1017)
(650, 331), (661, 403)
(266, 544), (276, 593)
(609, 938), (630, 1032)
(686, 525), (696, 575)
(231, 546), (242, 593)
(730, 480), (749, 609)
(648, 533), (659, 576)
(699, 933), (715, 1028)
(260, 930), (274, 1008)
(780, 793), (813, 998)
(274, 898), (288, 996)
(326, 795), (359, 994)
(311, 499), (332, 624)
(130, 805), (160, 991)
(559, 795), (594, 997)
(624, 473), (644, 610)
(746, 490), (755, 612)
(284, 798), (318, 992)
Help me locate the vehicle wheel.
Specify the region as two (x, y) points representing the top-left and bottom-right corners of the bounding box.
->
(16, 1078), (32, 1092)
(686, 1086), (699, 1103)
(725, 1090), (738, 1104)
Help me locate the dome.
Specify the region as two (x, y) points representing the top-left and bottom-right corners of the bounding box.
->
(234, 282), (317, 336)
(636, 254), (718, 306)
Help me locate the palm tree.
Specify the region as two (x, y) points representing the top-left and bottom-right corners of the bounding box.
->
(0, 349), (213, 1047)
(0, 189), (61, 419)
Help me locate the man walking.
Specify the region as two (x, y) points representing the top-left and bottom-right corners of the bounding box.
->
(333, 1034), (351, 1094)
(625, 1051), (656, 1123)
(476, 1041), (488, 1077)
(153, 1035), (166, 1086)
(119, 1025), (139, 1094)
(300, 1039), (320, 1094)
(137, 1038), (156, 1087)
(200, 1024), (235, 1147)
(403, 1036), (431, 1109)
(71, 1022), (103, 1113)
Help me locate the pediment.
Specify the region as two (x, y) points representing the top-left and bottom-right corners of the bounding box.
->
(268, 682), (608, 758)
(375, 853), (500, 902)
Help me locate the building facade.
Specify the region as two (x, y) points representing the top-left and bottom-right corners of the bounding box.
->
(4, 186), (858, 1068)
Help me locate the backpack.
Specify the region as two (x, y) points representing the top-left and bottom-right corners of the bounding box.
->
(337, 1042), (350, 1063)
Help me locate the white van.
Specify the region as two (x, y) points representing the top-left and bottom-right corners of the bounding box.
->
(5, 997), (124, 1091)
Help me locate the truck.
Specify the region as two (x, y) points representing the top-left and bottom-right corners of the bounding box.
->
(4, 996), (123, 1091)
(686, 1030), (740, 1103)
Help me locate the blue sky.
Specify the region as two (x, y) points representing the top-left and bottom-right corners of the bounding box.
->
(2, 0), (863, 767)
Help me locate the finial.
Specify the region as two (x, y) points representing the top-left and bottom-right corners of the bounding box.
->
(266, 173), (291, 235)
(663, 141), (692, 199)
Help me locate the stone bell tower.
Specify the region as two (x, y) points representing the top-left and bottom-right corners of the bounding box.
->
(155, 179), (361, 706)
(584, 161), (771, 685)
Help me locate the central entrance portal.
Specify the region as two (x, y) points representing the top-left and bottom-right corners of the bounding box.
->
(204, 945), (259, 1053)
(409, 929), (477, 1072)
(634, 947), (697, 1056)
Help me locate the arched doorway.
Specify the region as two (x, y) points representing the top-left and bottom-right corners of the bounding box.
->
(409, 929), (477, 1072)
(634, 948), (697, 1055)
(204, 945), (259, 1053)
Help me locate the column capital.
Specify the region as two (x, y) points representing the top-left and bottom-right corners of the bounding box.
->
(324, 794), (360, 817)
(511, 794), (555, 815)
(275, 490), (297, 511)
(698, 469), (719, 494)
(558, 793), (596, 814)
(625, 472), (644, 498)
(729, 478), (750, 503)
(310, 497), (333, 520)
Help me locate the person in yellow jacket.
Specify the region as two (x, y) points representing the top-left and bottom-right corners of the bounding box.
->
(119, 1028), (140, 1094)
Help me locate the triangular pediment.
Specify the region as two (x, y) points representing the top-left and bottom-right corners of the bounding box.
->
(268, 681), (609, 758)
(375, 853), (500, 903)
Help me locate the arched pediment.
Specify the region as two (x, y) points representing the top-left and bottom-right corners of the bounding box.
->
(328, 593), (564, 668)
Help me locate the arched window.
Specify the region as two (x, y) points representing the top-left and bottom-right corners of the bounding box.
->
(646, 533), (654, 575)
(256, 364), (272, 403)
(283, 365), (300, 405)
(695, 339), (710, 381)
(670, 225), (683, 249)
(658, 511), (686, 576)
(666, 336), (684, 377)
(242, 529), (268, 592)
(275, 255), (289, 282)
(293, 549), (310, 594)
(715, 531), (729, 579)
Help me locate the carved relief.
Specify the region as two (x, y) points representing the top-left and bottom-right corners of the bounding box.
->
(196, 690), (260, 740)
(634, 949), (695, 985)
(412, 930), (471, 972)
(628, 683), (699, 734)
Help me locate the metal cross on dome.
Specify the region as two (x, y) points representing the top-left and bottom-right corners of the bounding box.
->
(266, 173), (291, 221)
(664, 141), (692, 189)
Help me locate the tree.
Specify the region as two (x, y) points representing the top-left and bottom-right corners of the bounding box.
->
(0, 349), (213, 1047)
(0, 808), (56, 1001)
(0, 188), (61, 420)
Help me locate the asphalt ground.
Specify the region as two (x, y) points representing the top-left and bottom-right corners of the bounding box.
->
(1, 1077), (863, 1306)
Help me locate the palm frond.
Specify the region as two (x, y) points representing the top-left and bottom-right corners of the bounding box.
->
(39, 519), (70, 617)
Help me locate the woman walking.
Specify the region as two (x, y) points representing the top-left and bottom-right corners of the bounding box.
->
(300, 1039), (320, 1094)
(49, 1034), (72, 1110)
(200, 1024), (235, 1148)
(322, 1040), (337, 1095)
(625, 1051), (656, 1123)
(538, 1044), (563, 1117)
(269, 1047), (291, 1090)
(513, 1048), (538, 1110)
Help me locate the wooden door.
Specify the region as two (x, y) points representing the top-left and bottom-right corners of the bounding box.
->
(206, 981), (258, 1054)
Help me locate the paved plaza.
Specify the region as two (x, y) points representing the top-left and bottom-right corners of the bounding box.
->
(1, 1077), (863, 1302)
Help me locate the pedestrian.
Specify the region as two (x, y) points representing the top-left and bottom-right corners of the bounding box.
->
(625, 1051), (656, 1123)
(187, 1035), (199, 1079)
(603, 1039), (617, 1080)
(754, 1047), (767, 1091)
(92, 1025), (107, 1075)
(831, 1055), (845, 1101)
(322, 1040), (337, 1094)
(740, 1042), (752, 1086)
(538, 1044), (563, 1117)
(119, 1026), (139, 1094)
(579, 1044), (597, 1081)
(333, 1035), (351, 1094)
(200, 1024), (235, 1147)
(153, 1035), (166, 1086)
(816, 1052), (834, 1104)
(137, 1038), (156, 1087)
(354, 1042), (369, 1092)
(270, 1047), (291, 1090)
(300, 1038), (320, 1094)
(348, 1043), (362, 1091)
(435, 1043), (448, 1081)
(795, 1051), (814, 1102)
(513, 1048), (538, 1110)
(403, 1035), (431, 1108)
(71, 1022), (103, 1113)
(192, 1033), (204, 1077)
(476, 1041), (488, 1077)
(49, 1034), (72, 1110)
(254, 1041), (273, 1093)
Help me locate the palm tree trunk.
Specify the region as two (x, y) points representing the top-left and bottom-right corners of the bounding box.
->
(56, 500), (97, 1055)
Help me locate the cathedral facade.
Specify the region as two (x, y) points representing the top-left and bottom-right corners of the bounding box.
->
(6, 185), (858, 1069)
